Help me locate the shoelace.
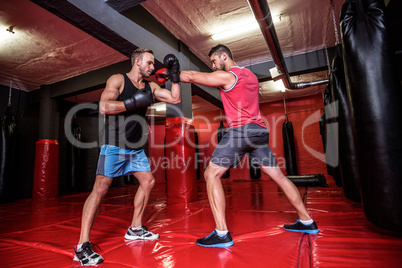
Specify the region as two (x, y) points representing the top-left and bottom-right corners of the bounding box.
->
(83, 242), (102, 254)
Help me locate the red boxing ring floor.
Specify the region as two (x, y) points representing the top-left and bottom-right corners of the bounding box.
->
(1, 178), (402, 268)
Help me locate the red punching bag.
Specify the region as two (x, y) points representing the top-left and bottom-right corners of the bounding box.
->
(33, 139), (59, 201)
(165, 117), (197, 205)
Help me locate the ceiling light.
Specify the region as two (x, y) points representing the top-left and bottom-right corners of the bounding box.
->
(272, 79), (286, 92)
(0, 25), (16, 42)
(211, 21), (259, 40)
(273, 15), (282, 23)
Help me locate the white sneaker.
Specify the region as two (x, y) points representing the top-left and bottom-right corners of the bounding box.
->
(124, 226), (159, 240)
(73, 242), (104, 266)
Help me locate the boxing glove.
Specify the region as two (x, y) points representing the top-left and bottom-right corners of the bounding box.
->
(155, 68), (170, 83)
(123, 89), (153, 111)
(163, 54), (180, 83)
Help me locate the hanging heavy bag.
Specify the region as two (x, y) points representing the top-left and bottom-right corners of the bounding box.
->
(341, 0), (402, 231)
(282, 121), (298, 175)
(0, 106), (17, 201)
(330, 44), (361, 202)
(68, 119), (82, 191)
(217, 120), (230, 178)
(322, 85), (343, 187)
(248, 153), (261, 179)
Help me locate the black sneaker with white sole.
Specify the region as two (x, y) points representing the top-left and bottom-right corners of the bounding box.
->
(73, 242), (104, 266)
(124, 225), (159, 240)
(284, 220), (319, 234)
(196, 230), (234, 247)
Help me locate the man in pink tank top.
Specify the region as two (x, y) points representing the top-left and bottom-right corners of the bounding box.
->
(176, 44), (318, 247)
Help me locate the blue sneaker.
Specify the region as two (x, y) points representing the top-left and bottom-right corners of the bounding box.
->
(196, 230), (234, 247)
(284, 220), (319, 234)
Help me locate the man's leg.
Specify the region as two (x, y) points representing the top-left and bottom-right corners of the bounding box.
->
(74, 175), (112, 266)
(196, 162), (234, 247)
(124, 170), (159, 240)
(78, 175), (113, 244)
(260, 166), (311, 220)
(129, 170), (155, 228)
(204, 162), (230, 231)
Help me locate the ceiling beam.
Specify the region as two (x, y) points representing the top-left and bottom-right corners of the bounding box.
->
(248, 47), (335, 82)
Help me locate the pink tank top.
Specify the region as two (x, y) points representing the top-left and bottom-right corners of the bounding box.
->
(219, 66), (266, 129)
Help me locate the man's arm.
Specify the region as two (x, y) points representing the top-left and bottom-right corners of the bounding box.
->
(150, 82), (181, 104)
(180, 70), (235, 90)
(99, 74), (125, 115)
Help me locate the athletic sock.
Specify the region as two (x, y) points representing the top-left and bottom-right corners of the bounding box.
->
(131, 226), (142, 231)
(76, 243), (84, 251)
(215, 229), (228, 237)
(299, 219), (314, 226)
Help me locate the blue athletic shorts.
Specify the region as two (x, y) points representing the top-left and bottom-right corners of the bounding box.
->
(96, 144), (151, 177)
(210, 123), (278, 168)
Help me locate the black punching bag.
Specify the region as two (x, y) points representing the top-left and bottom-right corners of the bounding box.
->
(249, 153), (261, 179)
(282, 120), (298, 175)
(217, 120), (230, 179)
(329, 44), (361, 202)
(0, 106), (17, 201)
(69, 119), (82, 191)
(322, 86), (343, 187)
(341, 0), (402, 231)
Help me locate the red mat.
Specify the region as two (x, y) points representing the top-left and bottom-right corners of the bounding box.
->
(1, 180), (401, 267)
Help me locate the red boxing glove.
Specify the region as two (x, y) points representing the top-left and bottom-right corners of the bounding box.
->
(156, 68), (170, 83)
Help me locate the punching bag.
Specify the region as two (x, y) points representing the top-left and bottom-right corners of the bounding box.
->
(248, 153), (261, 179)
(165, 117), (197, 205)
(0, 106), (17, 201)
(33, 139), (59, 201)
(217, 120), (230, 179)
(341, 0), (402, 231)
(282, 120), (298, 175)
(322, 86), (343, 187)
(329, 44), (361, 202)
(69, 118), (81, 191)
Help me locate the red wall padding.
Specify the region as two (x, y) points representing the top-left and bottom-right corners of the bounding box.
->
(33, 139), (59, 201)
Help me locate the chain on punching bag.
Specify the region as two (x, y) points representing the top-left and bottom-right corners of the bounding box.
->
(341, 0), (402, 231)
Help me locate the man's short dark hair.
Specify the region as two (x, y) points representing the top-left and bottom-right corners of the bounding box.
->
(131, 48), (154, 66)
(208, 44), (234, 60)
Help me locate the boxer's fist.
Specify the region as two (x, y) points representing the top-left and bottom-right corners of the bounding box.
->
(163, 54), (180, 83)
(123, 89), (153, 111)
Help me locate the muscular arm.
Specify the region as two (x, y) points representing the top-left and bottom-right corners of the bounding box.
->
(150, 81), (181, 104)
(99, 74), (126, 115)
(180, 70), (235, 90)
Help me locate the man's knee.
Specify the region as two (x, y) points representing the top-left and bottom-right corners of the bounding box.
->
(93, 176), (112, 197)
(139, 173), (155, 191)
(204, 162), (227, 181)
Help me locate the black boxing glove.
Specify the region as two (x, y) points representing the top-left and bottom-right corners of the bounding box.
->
(163, 54), (180, 83)
(123, 89), (153, 111)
